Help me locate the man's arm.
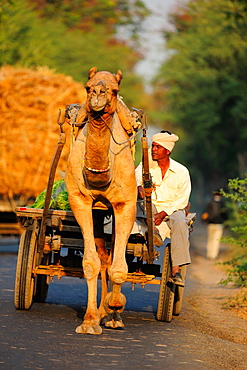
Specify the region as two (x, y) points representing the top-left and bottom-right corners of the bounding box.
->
(154, 167), (191, 224)
(165, 168), (191, 215)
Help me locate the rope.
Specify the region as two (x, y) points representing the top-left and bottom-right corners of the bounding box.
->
(100, 115), (143, 146)
(69, 108), (143, 147)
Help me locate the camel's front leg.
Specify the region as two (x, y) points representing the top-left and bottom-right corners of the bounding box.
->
(110, 202), (136, 287)
(103, 202), (136, 328)
(94, 237), (110, 319)
(77, 239), (102, 334)
(69, 198), (102, 335)
(102, 283), (127, 328)
(76, 271), (102, 335)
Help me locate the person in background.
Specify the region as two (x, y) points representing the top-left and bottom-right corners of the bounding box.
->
(201, 191), (228, 260)
(135, 130), (191, 286)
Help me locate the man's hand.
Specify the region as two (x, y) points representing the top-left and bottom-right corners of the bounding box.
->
(154, 210), (168, 226)
(184, 202), (191, 215)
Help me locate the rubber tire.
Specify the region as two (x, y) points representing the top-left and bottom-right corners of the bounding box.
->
(14, 226), (39, 310)
(173, 265), (186, 316)
(156, 244), (175, 322)
(33, 253), (50, 303)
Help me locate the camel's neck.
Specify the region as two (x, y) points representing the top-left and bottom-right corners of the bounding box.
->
(85, 114), (112, 169)
(84, 114), (113, 187)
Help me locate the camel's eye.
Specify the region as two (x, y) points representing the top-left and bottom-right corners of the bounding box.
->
(91, 86), (107, 96)
(92, 89), (99, 96)
(99, 88), (106, 95)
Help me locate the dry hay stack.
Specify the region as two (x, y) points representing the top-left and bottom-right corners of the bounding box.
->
(0, 66), (86, 211)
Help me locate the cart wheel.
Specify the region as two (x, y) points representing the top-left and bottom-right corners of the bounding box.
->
(156, 244), (175, 322)
(33, 253), (51, 303)
(173, 265), (186, 316)
(14, 224), (40, 310)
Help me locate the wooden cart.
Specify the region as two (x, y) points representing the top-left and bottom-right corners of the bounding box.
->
(14, 205), (195, 322)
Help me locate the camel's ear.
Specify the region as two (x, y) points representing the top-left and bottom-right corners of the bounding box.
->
(88, 67), (97, 80)
(115, 70), (122, 85)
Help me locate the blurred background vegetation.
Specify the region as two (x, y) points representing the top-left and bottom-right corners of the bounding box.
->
(1, 0), (247, 206)
(1, 0), (246, 288)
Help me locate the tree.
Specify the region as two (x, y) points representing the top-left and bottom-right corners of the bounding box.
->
(28, 0), (148, 37)
(0, 0), (149, 108)
(151, 0), (247, 195)
(220, 177), (247, 287)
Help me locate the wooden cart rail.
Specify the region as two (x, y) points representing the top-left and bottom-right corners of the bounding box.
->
(16, 208), (196, 229)
(33, 264), (160, 285)
(16, 207), (76, 222)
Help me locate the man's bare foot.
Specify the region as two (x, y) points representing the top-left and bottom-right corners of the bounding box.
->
(171, 266), (184, 286)
(171, 272), (184, 286)
(172, 266), (180, 276)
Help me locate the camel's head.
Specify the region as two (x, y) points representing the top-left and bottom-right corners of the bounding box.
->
(85, 67), (122, 115)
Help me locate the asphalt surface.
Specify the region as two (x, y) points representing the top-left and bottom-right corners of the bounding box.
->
(0, 230), (246, 370)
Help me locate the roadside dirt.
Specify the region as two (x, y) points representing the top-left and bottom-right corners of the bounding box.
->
(176, 221), (247, 346)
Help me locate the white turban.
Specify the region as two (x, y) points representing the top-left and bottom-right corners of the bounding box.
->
(151, 132), (179, 152)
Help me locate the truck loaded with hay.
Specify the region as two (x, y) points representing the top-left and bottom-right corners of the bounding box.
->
(0, 66), (86, 233)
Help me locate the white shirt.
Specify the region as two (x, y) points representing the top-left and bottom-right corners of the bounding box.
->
(135, 157), (191, 239)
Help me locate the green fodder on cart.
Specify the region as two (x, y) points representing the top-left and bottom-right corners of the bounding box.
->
(30, 180), (71, 211)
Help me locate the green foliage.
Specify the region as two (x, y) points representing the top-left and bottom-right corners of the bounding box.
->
(0, 0), (148, 108)
(151, 0), (247, 190)
(28, 0), (149, 37)
(55, 191), (70, 211)
(0, 0), (47, 66)
(219, 177), (247, 287)
(30, 179), (71, 210)
(219, 254), (247, 287)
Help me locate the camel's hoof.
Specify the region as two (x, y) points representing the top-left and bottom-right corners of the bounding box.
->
(104, 320), (124, 329)
(106, 319), (124, 329)
(102, 312), (125, 329)
(75, 323), (102, 335)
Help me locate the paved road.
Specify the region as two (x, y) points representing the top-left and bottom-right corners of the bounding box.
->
(0, 230), (246, 370)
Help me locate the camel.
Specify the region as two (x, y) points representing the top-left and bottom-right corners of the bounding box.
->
(65, 67), (137, 335)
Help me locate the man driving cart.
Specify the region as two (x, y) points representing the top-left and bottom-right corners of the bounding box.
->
(133, 130), (192, 286)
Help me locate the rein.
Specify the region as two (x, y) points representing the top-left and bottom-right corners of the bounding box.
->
(76, 112), (143, 146)
(100, 115), (143, 146)
(77, 109), (143, 174)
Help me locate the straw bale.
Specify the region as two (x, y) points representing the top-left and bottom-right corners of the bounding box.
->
(0, 66), (86, 209)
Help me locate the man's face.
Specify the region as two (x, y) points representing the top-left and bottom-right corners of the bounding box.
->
(151, 142), (170, 161)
